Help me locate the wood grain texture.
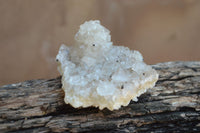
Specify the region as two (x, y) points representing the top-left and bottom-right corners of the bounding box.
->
(0, 61), (200, 133)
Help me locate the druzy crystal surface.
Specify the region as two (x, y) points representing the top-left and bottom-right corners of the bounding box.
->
(56, 20), (158, 110)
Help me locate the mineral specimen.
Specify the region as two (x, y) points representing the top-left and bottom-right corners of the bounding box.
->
(56, 20), (158, 110)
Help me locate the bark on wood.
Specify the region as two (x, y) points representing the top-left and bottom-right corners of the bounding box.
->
(0, 61), (200, 133)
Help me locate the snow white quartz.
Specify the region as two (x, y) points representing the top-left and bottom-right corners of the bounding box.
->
(56, 20), (158, 110)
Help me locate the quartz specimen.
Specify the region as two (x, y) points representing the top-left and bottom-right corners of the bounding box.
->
(56, 20), (158, 110)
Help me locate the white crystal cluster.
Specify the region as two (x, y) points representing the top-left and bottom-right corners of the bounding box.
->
(56, 20), (158, 110)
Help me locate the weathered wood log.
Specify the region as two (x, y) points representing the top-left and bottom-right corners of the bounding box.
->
(0, 61), (200, 133)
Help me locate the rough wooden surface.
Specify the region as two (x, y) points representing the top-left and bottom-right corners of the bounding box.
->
(0, 61), (200, 133)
